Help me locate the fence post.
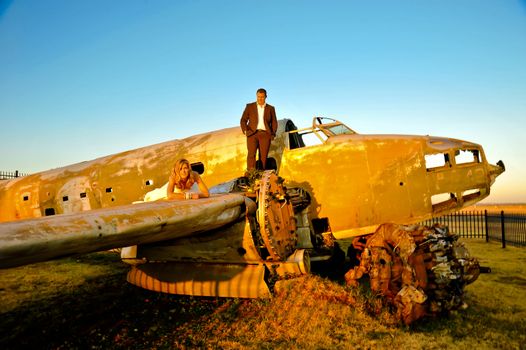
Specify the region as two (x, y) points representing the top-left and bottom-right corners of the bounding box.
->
(485, 210), (489, 242)
(501, 210), (506, 248)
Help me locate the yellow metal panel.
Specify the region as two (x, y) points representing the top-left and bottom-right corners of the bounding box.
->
(136, 219), (263, 264)
(0, 194), (244, 268)
(279, 133), (500, 239)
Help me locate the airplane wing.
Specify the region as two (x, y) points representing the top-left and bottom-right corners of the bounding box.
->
(0, 194), (245, 269)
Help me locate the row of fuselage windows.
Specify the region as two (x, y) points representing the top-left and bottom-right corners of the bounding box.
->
(39, 181), (154, 217)
(21, 162), (206, 217)
(425, 149), (480, 172)
(21, 179), (156, 205)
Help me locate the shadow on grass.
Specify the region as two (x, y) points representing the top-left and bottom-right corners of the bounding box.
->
(0, 255), (228, 349)
(495, 275), (526, 287)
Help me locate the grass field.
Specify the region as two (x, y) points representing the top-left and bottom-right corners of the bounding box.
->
(464, 203), (526, 214)
(1, 240), (525, 349)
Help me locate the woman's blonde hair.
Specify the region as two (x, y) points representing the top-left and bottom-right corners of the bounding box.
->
(170, 159), (197, 190)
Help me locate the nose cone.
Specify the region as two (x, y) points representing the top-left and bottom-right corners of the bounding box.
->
(488, 160), (505, 185)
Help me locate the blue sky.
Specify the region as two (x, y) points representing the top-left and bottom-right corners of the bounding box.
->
(1, 0), (525, 203)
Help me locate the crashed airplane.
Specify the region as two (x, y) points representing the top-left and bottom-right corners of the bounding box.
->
(0, 117), (504, 324)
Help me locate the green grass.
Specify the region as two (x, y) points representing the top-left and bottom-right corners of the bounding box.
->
(0, 241), (525, 349)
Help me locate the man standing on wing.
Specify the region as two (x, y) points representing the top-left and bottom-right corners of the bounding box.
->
(240, 88), (278, 171)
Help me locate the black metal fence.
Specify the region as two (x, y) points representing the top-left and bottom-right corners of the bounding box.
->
(421, 210), (526, 248)
(0, 171), (28, 180)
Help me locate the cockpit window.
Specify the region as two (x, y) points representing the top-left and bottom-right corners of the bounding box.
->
(425, 153), (450, 171)
(288, 117), (356, 149)
(301, 131), (328, 146)
(455, 149), (480, 165)
(314, 117), (356, 137)
(326, 124), (353, 135)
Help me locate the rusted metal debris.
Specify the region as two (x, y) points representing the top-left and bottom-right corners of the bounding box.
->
(345, 223), (480, 325)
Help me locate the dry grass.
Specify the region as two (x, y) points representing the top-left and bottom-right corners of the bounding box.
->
(464, 203), (526, 214)
(167, 241), (526, 349)
(168, 277), (397, 349)
(1, 241), (525, 349)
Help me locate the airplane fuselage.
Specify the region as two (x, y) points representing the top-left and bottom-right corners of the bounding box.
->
(0, 118), (504, 239)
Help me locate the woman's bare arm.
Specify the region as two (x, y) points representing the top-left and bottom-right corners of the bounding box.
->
(167, 177), (185, 200)
(196, 174), (209, 198)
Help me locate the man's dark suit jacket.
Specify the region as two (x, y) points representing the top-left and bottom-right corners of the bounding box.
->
(240, 102), (278, 137)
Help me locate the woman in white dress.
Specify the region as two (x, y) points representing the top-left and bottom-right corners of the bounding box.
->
(167, 159), (209, 200)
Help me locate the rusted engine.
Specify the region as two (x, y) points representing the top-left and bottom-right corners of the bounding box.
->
(345, 223), (480, 324)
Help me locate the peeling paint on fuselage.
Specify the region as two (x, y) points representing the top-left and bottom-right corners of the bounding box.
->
(0, 118), (504, 240)
(279, 132), (502, 238)
(0, 126), (248, 222)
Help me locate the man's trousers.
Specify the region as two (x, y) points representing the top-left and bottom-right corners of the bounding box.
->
(246, 130), (272, 170)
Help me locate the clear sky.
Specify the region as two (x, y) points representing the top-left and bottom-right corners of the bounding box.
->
(1, 0), (525, 203)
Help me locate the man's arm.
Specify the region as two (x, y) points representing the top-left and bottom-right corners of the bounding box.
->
(240, 104), (250, 134)
(270, 105), (278, 136)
